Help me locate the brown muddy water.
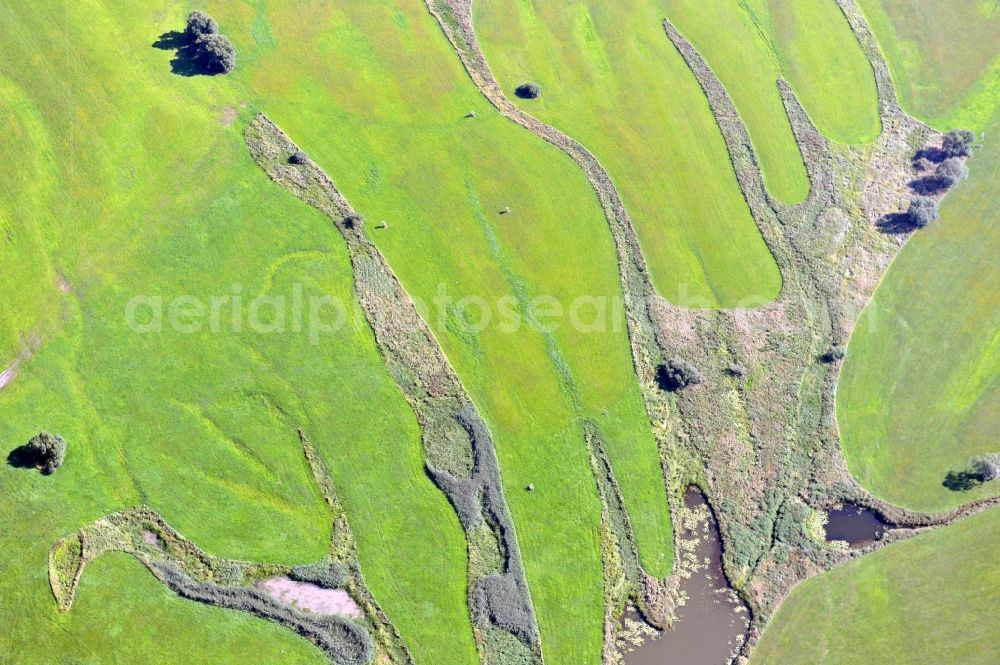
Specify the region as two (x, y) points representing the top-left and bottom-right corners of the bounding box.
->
(824, 502), (890, 548)
(617, 488), (749, 665)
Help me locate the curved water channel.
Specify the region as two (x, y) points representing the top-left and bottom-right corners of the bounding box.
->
(618, 487), (749, 665)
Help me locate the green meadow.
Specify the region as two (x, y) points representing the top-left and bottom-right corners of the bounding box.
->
(662, 0), (810, 204)
(745, 0), (882, 144)
(475, 0), (782, 307)
(837, 93), (1000, 511)
(750, 506), (1000, 665)
(231, 2), (676, 661)
(839, 0), (1000, 512)
(857, 0), (1000, 129)
(0, 2), (473, 663)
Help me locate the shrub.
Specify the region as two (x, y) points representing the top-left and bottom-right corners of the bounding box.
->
(289, 151), (308, 165)
(727, 363), (747, 377)
(935, 157), (969, 188)
(942, 129), (975, 158)
(973, 453), (1000, 483)
(907, 196), (940, 228)
(290, 561), (349, 589)
(343, 214), (364, 229)
(25, 431), (67, 474)
(656, 358), (703, 391)
(821, 345), (846, 363)
(514, 82), (541, 99)
(185, 11), (219, 40)
(194, 33), (236, 74)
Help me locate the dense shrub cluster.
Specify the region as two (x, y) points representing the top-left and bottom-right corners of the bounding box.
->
(427, 465), (482, 529)
(290, 561), (349, 589)
(656, 358), (703, 391)
(514, 82), (541, 99)
(184, 12), (235, 74)
(907, 196), (940, 228)
(24, 431), (67, 474)
(942, 129), (975, 158)
(773, 499), (812, 549)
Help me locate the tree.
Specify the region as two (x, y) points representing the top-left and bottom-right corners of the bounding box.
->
(515, 82), (541, 99)
(185, 11), (219, 40)
(656, 358), (703, 392)
(941, 129), (975, 158)
(935, 157), (969, 188)
(194, 33), (236, 75)
(25, 431), (67, 474)
(907, 196), (939, 228)
(289, 151), (308, 165)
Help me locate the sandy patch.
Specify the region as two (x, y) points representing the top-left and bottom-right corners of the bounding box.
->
(220, 106), (238, 127)
(259, 577), (362, 617)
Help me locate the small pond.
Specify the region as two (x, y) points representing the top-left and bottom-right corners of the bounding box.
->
(824, 502), (891, 548)
(619, 487), (749, 665)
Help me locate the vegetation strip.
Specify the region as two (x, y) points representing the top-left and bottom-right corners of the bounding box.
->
(244, 114), (542, 663)
(49, 498), (389, 665)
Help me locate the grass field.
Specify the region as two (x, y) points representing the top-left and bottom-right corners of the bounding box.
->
(750, 506), (1000, 665)
(743, 0), (881, 145)
(234, 2), (677, 661)
(0, 553), (329, 665)
(0, 3), (474, 663)
(857, 0), (1000, 129)
(837, 113), (1000, 512)
(474, 0), (783, 308)
(662, 0), (810, 205)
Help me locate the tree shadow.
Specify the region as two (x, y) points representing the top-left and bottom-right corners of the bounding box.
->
(909, 176), (949, 196)
(914, 146), (947, 164)
(152, 31), (207, 77)
(7, 445), (39, 471)
(877, 212), (919, 235)
(943, 470), (983, 492)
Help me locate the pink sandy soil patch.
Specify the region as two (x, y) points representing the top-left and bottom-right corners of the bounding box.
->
(259, 577), (362, 617)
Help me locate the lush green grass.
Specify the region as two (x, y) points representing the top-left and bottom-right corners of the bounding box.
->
(0, 553), (328, 665)
(750, 506), (1000, 665)
(0, 2), (474, 663)
(663, 0), (810, 204)
(838, 118), (1000, 512)
(744, 0), (881, 144)
(857, 0), (1000, 129)
(475, 0), (782, 307)
(233, 1), (677, 661)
